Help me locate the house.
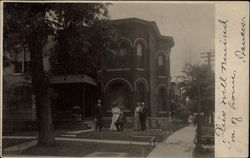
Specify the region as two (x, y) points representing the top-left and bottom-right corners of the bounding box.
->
(97, 18), (175, 117)
(2, 18), (174, 130)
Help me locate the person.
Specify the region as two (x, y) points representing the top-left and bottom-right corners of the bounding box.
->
(94, 99), (104, 131)
(194, 115), (198, 127)
(115, 112), (126, 131)
(134, 102), (141, 130)
(188, 115), (193, 126)
(110, 101), (121, 130)
(139, 102), (147, 131)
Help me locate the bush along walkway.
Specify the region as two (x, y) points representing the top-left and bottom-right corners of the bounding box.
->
(147, 126), (196, 158)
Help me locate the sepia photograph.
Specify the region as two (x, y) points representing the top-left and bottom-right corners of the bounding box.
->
(1, 1), (217, 158)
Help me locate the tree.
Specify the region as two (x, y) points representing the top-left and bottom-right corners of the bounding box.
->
(177, 64), (215, 122)
(49, 3), (115, 77)
(3, 3), (112, 146)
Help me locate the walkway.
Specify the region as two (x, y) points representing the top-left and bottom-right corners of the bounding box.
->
(147, 126), (196, 158)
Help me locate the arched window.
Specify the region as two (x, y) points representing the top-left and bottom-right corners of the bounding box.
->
(107, 82), (131, 110)
(137, 44), (142, 56)
(119, 42), (128, 56)
(137, 82), (145, 102)
(158, 87), (167, 111)
(158, 55), (164, 66)
(137, 44), (144, 68)
(108, 41), (131, 68)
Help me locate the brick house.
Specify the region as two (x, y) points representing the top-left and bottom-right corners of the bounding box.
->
(98, 18), (175, 117)
(2, 18), (174, 130)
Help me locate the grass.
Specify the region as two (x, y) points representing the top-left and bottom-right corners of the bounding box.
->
(3, 131), (36, 136)
(21, 140), (154, 157)
(2, 138), (35, 149)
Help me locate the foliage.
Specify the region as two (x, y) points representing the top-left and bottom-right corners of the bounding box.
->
(177, 64), (215, 114)
(3, 2), (113, 145)
(4, 3), (53, 57)
(48, 3), (116, 77)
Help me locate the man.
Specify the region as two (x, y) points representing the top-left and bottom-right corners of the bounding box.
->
(139, 102), (147, 131)
(94, 99), (104, 131)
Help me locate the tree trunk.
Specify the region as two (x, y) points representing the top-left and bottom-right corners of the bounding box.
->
(29, 34), (55, 146)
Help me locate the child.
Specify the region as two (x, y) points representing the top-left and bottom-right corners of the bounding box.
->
(115, 112), (126, 131)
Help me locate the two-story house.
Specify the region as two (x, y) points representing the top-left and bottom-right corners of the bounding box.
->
(97, 18), (175, 117)
(3, 17), (174, 130)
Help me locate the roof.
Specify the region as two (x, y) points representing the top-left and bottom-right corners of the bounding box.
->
(49, 74), (97, 85)
(112, 18), (175, 47)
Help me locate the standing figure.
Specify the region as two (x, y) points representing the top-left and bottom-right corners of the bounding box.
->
(110, 101), (121, 130)
(94, 99), (104, 131)
(139, 102), (147, 131)
(134, 102), (141, 130)
(115, 112), (126, 131)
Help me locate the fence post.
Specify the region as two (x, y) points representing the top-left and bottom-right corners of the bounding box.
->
(18, 144), (21, 153)
(142, 147), (145, 158)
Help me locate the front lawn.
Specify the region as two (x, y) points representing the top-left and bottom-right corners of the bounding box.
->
(74, 129), (168, 142)
(21, 140), (154, 157)
(2, 138), (35, 149)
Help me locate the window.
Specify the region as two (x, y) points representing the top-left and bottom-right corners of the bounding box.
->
(108, 82), (130, 110)
(24, 52), (30, 73)
(119, 48), (127, 56)
(158, 55), (164, 66)
(137, 44), (144, 68)
(158, 87), (167, 111)
(9, 85), (32, 110)
(119, 42), (128, 56)
(15, 52), (23, 73)
(137, 44), (142, 56)
(107, 41), (131, 68)
(14, 52), (30, 73)
(137, 82), (145, 102)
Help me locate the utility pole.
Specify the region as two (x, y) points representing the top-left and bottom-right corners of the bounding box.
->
(196, 81), (202, 150)
(200, 50), (215, 70)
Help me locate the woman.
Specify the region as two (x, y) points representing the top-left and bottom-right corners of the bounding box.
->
(134, 102), (141, 130)
(110, 101), (121, 130)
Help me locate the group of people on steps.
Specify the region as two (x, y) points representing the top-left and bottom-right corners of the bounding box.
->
(94, 99), (147, 131)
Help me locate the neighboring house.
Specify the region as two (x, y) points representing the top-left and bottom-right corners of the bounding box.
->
(3, 18), (175, 129)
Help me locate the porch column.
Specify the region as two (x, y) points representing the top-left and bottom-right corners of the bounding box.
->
(81, 84), (86, 120)
(32, 94), (37, 121)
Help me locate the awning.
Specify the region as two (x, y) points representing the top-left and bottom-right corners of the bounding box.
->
(49, 74), (97, 86)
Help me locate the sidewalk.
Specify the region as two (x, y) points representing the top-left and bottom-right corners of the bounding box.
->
(147, 126), (196, 158)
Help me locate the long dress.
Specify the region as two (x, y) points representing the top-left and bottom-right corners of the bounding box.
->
(134, 106), (141, 130)
(110, 107), (121, 130)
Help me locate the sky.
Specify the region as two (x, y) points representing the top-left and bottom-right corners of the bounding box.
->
(108, 3), (215, 81)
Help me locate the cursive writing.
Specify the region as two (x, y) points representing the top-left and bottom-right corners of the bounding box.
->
(231, 116), (243, 125)
(220, 76), (227, 105)
(228, 71), (236, 109)
(218, 19), (228, 73)
(235, 17), (246, 62)
(216, 110), (226, 137)
(231, 130), (236, 143)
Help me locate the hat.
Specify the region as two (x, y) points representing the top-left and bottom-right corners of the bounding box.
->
(112, 101), (118, 106)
